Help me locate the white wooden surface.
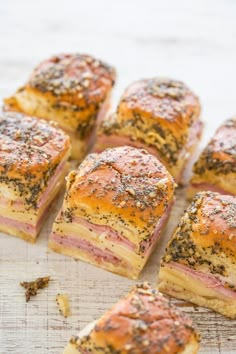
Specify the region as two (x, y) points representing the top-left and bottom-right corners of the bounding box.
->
(0, 0), (236, 353)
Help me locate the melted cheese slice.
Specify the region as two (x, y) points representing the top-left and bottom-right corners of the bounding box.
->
(159, 265), (236, 318)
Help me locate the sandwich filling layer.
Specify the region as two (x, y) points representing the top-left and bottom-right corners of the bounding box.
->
(159, 262), (236, 318)
(49, 202), (172, 279)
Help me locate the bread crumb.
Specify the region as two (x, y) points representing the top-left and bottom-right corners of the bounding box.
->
(20, 276), (50, 302)
(56, 294), (71, 317)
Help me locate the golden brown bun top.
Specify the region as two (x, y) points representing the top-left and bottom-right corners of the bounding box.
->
(96, 78), (202, 170)
(63, 146), (175, 241)
(0, 110), (70, 208)
(24, 53), (115, 106)
(71, 283), (199, 354)
(193, 117), (236, 176)
(117, 77), (200, 126)
(163, 191), (236, 265)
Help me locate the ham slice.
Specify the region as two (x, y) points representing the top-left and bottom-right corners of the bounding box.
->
(190, 182), (231, 196)
(0, 214), (36, 234)
(58, 201), (172, 256)
(49, 203), (172, 275)
(71, 215), (135, 250)
(0, 202), (50, 236)
(37, 159), (67, 207)
(94, 134), (163, 160)
(96, 96), (111, 126)
(164, 261), (236, 299)
(186, 120), (203, 149)
(140, 202), (172, 255)
(50, 232), (122, 265)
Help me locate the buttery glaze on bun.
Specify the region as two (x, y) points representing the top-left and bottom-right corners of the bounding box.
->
(159, 191), (236, 318)
(49, 146), (175, 279)
(4, 53), (116, 160)
(188, 117), (236, 198)
(0, 110), (71, 242)
(64, 283), (200, 354)
(95, 78), (202, 182)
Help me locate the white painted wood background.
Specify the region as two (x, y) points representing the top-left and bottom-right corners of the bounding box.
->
(0, 0), (236, 353)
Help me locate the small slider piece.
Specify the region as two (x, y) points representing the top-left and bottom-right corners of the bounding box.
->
(63, 283), (200, 354)
(0, 110), (71, 242)
(159, 191), (236, 318)
(49, 146), (175, 279)
(95, 77), (203, 183)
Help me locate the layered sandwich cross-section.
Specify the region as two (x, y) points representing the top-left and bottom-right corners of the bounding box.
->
(49, 146), (175, 279)
(0, 111), (71, 242)
(159, 191), (236, 318)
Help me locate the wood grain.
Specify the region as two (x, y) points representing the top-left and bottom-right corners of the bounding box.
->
(0, 0), (236, 353)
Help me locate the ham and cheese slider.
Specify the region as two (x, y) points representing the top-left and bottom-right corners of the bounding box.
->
(64, 283), (200, 354)
(0, 110), (71, 243)
(49, 146), (175, 279)
(188, 117), (236, 198)
(159, 191), (236, 318)
(4, 53), (116, 160)
(95, 78), (203, 183)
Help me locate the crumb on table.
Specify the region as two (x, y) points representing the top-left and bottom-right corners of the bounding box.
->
(20, 276), (50, 302)
(56, 293), (71, 317)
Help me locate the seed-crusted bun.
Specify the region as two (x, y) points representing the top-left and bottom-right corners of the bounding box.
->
(49, 146), (175, 279)
(0, 110), (71, 242)
(188, 117), (236, 198)
(159, 191), (236, 318)
(4, 53), (116, 160)
(95, 78), (202, 182)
